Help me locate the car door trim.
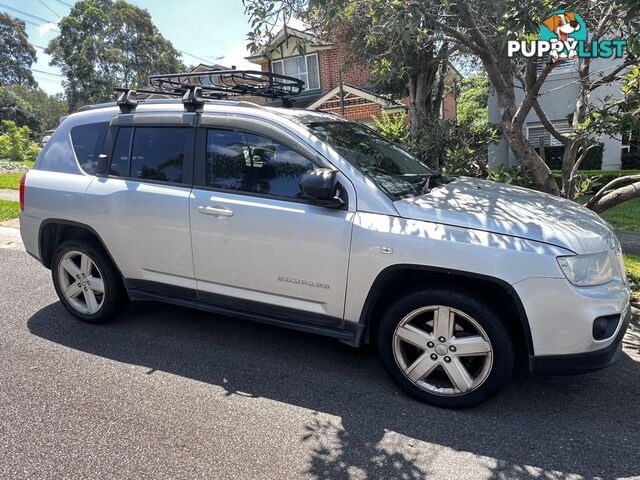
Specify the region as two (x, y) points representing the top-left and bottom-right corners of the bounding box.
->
(124, 278), (363, 345)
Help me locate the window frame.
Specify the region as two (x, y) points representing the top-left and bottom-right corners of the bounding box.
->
(102, 114), (196, 188)
(194, 124), (344, 206)
(271, 53), (321, 91)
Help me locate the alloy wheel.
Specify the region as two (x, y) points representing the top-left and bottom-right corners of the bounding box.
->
(392, 305), (493, 396)
(57, 250), (105, 315)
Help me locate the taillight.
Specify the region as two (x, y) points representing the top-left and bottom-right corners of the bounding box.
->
(19, 173), (26, 211)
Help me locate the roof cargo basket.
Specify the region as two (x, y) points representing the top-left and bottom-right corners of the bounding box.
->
(115, 69), (305, 113)
(149, 70), (305, 99)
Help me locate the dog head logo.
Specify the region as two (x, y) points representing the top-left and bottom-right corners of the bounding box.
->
(540, 11), (587, 60)
(508, 10), (625, 60)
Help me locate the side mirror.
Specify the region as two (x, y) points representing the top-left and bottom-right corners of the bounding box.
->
(97, 154), (109, 176)
(300, 168), (345, 208)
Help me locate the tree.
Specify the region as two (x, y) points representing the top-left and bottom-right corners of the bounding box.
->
(243, 0), (454, 167)
(417, 0), (640, 211)
(10, 86), (69, 133)
(46, 0), (185, 110)
(457, 74), (489, 134)
(0, 13), (37, 87)
(0, 87), (41, 134)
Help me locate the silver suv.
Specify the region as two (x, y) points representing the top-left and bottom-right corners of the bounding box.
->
(19, 74), (631, 408)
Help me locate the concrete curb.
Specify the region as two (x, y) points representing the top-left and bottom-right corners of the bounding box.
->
(0, 225), (23, 250)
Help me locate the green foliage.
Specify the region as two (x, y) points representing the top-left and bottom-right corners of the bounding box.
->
(8, 86), (68, 133)
(0, 200), (20, 222)
(46, 0), (185, 110)
(552, 170), (640, 195)
(487, 165), (534, 189)
(624, 254), (639, 302)
(0, 13), (37, 87)
(456, 74), (489, 134)
(440, 145), (489, 177)
(0, 121), (41, 163)
(0, 87), (41, 134)
(371, 112), (408, 144)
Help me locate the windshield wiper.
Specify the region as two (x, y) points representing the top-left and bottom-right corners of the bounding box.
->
(420, 173), (443, 195)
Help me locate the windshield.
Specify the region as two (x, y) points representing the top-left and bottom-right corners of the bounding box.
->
(305, 121), (437, 198)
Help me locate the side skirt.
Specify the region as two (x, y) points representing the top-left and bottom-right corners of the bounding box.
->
(124, 279), (363, 347)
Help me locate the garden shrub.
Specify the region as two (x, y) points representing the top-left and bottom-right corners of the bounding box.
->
(0, 120), (40, 163)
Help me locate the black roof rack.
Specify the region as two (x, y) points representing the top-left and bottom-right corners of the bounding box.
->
(149, 70), (304, 98)
(115, 69), (305, 113)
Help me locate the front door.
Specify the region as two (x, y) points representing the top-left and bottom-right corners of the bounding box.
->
(189, 122), (354, 323)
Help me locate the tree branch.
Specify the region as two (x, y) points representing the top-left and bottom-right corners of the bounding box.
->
(532, 99), (570, 145)
(570, 142), (597, 178)
(586, 174), (640, 209)
(590, 59), (635, 91)
(587, 180), (640, 213)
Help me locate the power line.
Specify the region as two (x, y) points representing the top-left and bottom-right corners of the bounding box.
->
(38, 0), (60, 18)
(0, 2), (56, 24)
(6, 3), (215, 68)
(177, 49), (214, 65)
(52, 0), (72, 7)
(32, 68), (63, 77)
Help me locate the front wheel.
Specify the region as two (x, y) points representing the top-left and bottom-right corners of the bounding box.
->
(378, 287), (514, 408)
(52, 239), (127, 323)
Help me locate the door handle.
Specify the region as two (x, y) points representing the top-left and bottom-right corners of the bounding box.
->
(198, 205), (234, 217)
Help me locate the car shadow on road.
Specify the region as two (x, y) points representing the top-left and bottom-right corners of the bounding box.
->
(28, 301), (640, 479)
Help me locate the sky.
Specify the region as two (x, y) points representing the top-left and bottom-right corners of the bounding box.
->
(2, 0), (259, 95)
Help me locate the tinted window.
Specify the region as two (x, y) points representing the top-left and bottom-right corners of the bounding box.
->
(70, 122), (108, 174)
(131, 127), (188, 183)
(109, 127), (131, 176)
(206, 129), (314, 199)
(306, 121), (435, 198)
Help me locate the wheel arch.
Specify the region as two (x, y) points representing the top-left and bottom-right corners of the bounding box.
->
(358, 264), (534, 359)
(39, 219), (123, 277)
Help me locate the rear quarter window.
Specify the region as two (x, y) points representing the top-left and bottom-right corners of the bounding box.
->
(70, 122), (109, 174)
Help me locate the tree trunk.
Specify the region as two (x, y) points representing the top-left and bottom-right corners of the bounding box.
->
(588, 181), (640, 213)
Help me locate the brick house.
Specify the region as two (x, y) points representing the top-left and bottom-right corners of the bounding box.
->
(245, 27), (460, 124)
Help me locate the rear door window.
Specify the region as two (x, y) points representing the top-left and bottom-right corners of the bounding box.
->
(130, 127), (188, 184)
(70, 122), (109, 174)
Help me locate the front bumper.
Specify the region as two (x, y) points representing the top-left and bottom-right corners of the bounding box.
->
(513, 276), (630, 356)
(529, 306), (631, 375)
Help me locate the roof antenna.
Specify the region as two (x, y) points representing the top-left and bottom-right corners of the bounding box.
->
(182, 86), (205, 112)
(116, 89), (138, 114)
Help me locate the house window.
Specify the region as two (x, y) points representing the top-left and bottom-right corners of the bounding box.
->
(272, 54), (320, 90)
(536, 54), (577, 75)
(527, 121), (572, 148)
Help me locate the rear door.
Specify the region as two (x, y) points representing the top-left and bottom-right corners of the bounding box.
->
(84, 113), (197, 292)
(189, 115), (356, 323)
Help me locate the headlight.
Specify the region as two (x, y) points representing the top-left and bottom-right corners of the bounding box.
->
(557, 250), (619, 286)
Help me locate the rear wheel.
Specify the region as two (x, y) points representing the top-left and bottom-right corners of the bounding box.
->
(378, 287), (514, 408)
(52, 239), (127, 323)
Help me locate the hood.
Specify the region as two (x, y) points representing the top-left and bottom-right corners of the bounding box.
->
(394, 177), (613, 254)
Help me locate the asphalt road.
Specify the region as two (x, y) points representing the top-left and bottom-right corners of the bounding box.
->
(1, 247), (639, 480)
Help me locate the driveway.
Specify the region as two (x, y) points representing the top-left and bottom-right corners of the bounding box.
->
(1, 247), (639, 479)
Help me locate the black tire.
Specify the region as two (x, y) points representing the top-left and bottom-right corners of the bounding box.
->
(51, 239), (128, 324)
(377, 286), (514, 408)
